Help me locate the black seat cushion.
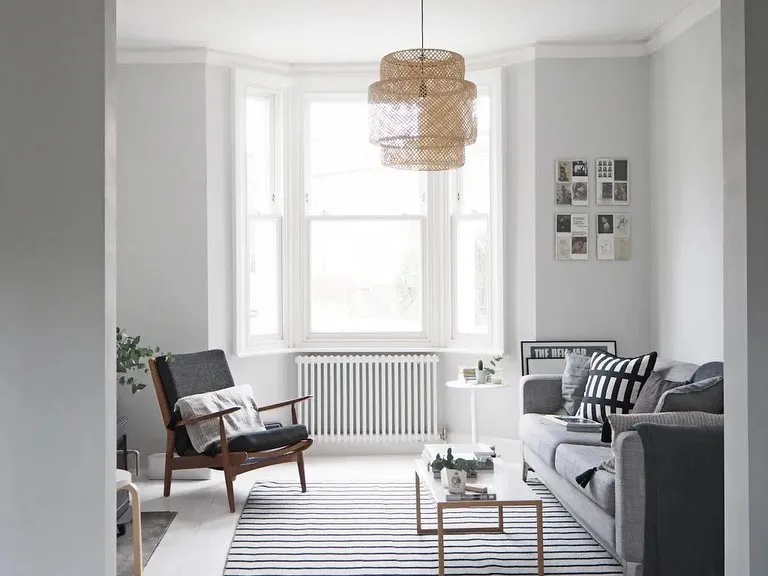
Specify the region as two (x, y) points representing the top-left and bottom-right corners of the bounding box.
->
(204, 424), (309, 457)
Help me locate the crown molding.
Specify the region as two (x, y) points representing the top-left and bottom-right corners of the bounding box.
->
(644, 0), (720, 54)
(117, 41), (649, 75)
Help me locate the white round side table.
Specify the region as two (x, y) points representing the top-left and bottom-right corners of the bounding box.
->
(116, 469), (143, 576)
(445, 380), (511, 444)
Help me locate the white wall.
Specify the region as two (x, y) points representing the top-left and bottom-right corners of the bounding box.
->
(650, 11), (724, 364)
(117, 55), (654, 454)
(117, 64), (210, 456)
(534, 57), (652, 357)
(0, 1), (116, 574)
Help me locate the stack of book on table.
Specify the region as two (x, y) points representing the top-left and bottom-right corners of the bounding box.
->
(542, 414), (602, 432)
(444, 482), (497, 501)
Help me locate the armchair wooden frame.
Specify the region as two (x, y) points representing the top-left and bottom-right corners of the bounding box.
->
(149, 358), (314, 513)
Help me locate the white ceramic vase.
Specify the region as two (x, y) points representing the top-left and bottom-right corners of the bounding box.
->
(441, 468), (467, 494)
(475, 369), (488, 384)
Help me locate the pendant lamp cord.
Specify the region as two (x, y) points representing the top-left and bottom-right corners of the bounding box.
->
(420, 0), (424, 54)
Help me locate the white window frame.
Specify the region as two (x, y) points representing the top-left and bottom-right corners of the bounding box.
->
(233, 68), (504, 355)
(446, 69), (504, 353)
(233, 69), (291, 355)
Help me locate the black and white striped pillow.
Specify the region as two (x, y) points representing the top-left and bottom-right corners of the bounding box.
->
(576, 351), (658, 422)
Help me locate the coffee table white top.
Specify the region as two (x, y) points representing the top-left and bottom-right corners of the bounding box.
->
(414, 459), (541, 504)
(445, 380), (510, 390)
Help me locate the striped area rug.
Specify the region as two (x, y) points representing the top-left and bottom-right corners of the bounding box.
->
(225, 479), (622, 575)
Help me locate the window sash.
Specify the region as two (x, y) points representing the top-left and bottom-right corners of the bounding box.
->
(245, 215), (283, 343)
(451, 214), (492, 342)
(303, 214), (429, 342)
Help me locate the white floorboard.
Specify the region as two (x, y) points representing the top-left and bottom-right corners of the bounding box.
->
(136, 454), (428, 576)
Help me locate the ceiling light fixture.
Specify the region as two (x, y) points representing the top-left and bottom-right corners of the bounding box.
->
(368, 0), (478, 171)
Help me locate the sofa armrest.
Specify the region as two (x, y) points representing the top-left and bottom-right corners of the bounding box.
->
(520, 374), (563, 414)
(614, 430), (645, 564)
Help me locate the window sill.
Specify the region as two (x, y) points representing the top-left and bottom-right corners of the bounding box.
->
(235, 344), (501, 358)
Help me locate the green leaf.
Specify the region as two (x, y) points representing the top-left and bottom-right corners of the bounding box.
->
(136, 383), (147, 390)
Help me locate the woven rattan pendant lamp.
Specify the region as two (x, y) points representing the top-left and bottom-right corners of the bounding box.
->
(368, 0), (477, 171)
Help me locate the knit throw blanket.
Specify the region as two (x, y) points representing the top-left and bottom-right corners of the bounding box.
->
(175, 385), (265, 453)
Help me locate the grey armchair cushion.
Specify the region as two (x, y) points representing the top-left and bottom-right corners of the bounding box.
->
(561, 352), (591, 415)
(204, 424), (309, 457)
(156, 349), (235, 409)
(656, 375), (724, 413)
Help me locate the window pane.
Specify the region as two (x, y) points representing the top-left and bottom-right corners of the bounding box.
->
(307, 99), (423, 216)
(248, 218), (280, 337)
(310, 220), (423, 333)
(455, 218), (489, 335)
(459, 95), (490, 214)
(246, 93), (274, 214)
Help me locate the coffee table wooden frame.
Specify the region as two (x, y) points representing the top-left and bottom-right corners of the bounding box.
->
(415, 470), (544, 576)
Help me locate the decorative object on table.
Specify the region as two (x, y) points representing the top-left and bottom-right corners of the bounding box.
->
(595, 158), (629, 205)
(478, 354), (504, 384)
(542, 414), (603, 432)
(445, 379), (512, 443)
(597, 212), (631, 260)
(475, 359), (488, 384)
(149, 349), (314, 512)
(575, 350), (658, 423)
(422, 443), (495, 474)
(431, 448), (476, 492)
(555, 159), (589, 206)
(460, 366), (477, 381)
(116, 327), (170, 394)
(555, 213), (589, 260)
(367, 0), (477, 171)
(520, 340), (617, 376)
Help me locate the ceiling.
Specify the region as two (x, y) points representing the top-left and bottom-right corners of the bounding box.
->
(117, 0), (697, 64)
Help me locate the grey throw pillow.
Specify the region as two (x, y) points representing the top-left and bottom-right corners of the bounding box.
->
(631, 373), (687, 413)
(656, 375), (724, 413)
(561, 352), (591, 415)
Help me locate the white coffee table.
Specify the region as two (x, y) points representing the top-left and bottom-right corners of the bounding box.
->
(445, 380), (510, 443)
(414, 458), (544, 576)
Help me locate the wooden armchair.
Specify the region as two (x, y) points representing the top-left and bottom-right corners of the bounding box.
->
(148, 349), (313, 512)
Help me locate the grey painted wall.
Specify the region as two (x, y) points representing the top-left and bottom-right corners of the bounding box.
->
(116, 64), (210, 456)
(0, 1), (117, 574)
(534, 57), (652, 357)
(722, 0), (768, 573)
(650, 11), (724, 364)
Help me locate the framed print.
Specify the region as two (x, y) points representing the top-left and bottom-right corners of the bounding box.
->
(520, 340), (618, 376)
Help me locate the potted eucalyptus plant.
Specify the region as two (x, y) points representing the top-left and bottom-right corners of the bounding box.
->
(116, 327), (168, 393)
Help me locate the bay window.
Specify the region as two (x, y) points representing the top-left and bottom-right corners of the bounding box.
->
(234, 69), (503, 354)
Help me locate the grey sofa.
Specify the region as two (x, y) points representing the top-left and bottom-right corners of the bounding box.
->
(518, 358), (723, 576)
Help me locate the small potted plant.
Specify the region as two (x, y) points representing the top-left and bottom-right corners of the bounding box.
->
(475, 360), (488, 384)
(485, 354), (504, 384)
(431, 448), (471, 494)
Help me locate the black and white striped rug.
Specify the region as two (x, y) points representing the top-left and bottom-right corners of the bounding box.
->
(225, 480), (622, 575)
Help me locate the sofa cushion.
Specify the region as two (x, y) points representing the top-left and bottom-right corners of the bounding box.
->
(562, 352), (591, 415)
(656, 375), (724, 413)
(691, 361), (724, 383)
(630, 373), (687, 413)
(555, 443), (616, 515)
(652, 357), (698, 382)
(576, 351), (658, 422)
(519, 413), (605, 468)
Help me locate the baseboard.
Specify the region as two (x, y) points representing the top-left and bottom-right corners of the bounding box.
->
(304, 436), (522, 459)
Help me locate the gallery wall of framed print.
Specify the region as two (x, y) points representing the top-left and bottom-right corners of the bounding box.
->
(597, 213), (631, 260)
(596, 158), (629, 205)
(555, 159), (589, 206)
(520, 340), (618, 376)
(555, 213), (589, 261)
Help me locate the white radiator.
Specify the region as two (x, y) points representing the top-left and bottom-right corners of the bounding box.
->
(296, 354), (440, 443)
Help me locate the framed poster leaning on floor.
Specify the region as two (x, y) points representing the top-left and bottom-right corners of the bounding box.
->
(520, 340), (617, 376)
